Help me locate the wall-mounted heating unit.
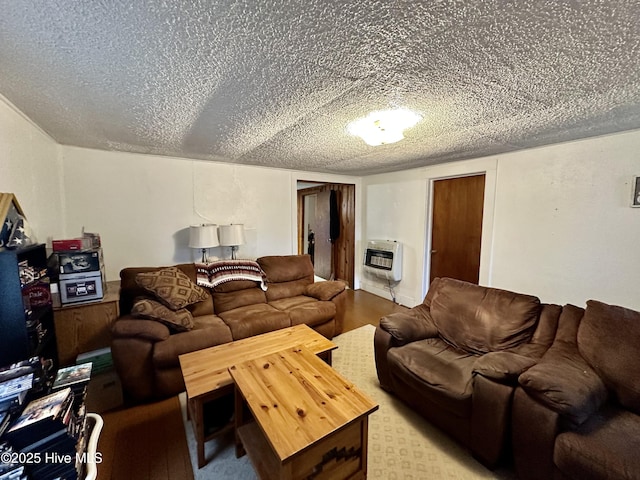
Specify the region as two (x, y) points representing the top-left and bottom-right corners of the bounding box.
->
(363, 240), (402, 282)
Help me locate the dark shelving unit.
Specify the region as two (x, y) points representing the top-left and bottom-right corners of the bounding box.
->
(0, 243), (58, 368)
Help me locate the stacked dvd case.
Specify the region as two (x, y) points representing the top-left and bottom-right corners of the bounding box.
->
(2, 360), (93, 480)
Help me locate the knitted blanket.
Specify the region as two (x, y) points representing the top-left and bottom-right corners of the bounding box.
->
(195, 260), (267, 291)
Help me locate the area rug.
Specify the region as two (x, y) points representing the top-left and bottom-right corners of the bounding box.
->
(180, 325), (517, 479)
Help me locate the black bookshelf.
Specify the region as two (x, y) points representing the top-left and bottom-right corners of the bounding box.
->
(0, 244), (57, 368)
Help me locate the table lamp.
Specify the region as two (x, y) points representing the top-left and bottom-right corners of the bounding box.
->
(188, 224), (219, 263)
(219, 224), (245, 260)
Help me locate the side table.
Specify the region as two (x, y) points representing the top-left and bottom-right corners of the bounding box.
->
(53, 280), (120, 366)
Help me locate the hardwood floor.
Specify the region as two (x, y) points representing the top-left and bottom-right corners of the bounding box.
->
(96, 289), (404, 480)
(98, 396), (192, 480)
(342, 288), (407, 332)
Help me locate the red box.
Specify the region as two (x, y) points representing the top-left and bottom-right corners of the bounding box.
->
(52, 238), (92, 252)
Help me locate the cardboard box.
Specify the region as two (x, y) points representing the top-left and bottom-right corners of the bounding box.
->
(57, 249), (103, 274)
(59, 271), (104, 304)
(76, 347), (113, 375)
(52, 238), (93, 252)
(85, 369), (123, 413)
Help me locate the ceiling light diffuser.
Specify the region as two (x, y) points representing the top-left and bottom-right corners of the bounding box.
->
(347, 108), (422, 146)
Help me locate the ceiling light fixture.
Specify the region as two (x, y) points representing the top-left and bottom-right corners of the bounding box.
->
(347, 108), (422, 146)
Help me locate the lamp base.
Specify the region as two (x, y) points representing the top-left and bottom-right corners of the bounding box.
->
(230, 246), (238, 260)
(200, 248), (207, 263)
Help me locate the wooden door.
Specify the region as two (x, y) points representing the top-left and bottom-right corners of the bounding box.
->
(430, 174), (485, 284)
(314, 190), (332, 280)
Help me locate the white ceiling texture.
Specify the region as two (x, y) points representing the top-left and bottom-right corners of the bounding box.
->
(1, 1), (639, 175)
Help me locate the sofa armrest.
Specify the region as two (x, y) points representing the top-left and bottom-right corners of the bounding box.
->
(518, 345), (608, 425)
(111, 316), (170, 402)
(379, 304), (438, 346)
(111, 316), (171, 343)
(473, 352), (537, 382)
(304, 280), (346, 301)
(374, 327), (394, 390)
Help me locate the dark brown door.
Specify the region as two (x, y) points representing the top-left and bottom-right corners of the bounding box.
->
(430, 174), (485, 284)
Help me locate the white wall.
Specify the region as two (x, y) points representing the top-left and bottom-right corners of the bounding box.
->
(0, 96), (65, 244)
(362, 129), (640, 311)
(491, 132), (640, 309)
(362, 158), (497, 306)
(61, 146), (360, 281)
(362, 174), (427, 306)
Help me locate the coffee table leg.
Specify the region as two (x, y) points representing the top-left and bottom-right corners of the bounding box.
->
(234, 385), (246, 458)
(191, 397), (206, 468)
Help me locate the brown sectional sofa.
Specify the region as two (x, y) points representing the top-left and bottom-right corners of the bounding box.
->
(376, 277), (640, 478)
(374, 277), (562, 467)
(513, 300), (640, 480)
(111, 254), (346, 402)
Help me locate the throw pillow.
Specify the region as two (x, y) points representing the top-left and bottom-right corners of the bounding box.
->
(135, 266), (209, 310)
(131, 298), (195, 332)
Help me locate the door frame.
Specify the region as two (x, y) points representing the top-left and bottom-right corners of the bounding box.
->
(423, 168), (497, 298)
(296, 182), (356, 288)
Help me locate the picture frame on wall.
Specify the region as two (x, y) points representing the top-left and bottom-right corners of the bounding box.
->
(633, 176), (640, 208)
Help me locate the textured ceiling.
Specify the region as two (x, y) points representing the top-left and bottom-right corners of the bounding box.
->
(1, 1), (639, 176)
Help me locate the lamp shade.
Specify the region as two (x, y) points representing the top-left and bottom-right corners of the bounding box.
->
(218, 224), (245, 246)
(188, 224), (219, 249)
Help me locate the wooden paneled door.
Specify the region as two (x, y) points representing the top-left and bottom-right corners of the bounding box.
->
(430, 174), (485, 284)
(313, 190), (332, 280)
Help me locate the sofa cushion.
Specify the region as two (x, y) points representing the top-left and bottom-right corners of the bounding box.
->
(219, 304), (290, 340)
(131, 298), (194, 332)
(212, 285), (267, 314)
(258, 254), (314, 283)
(153, 315), (233, 368)
(554, 406), (640, 480)
(269, 297), (336, 327)
(430, 278), (541, 354)
(136, 266), (209, 310)
(258, 255), (314, 301)
(266, 280), (312, 301)
(422, 277), (443, 307)
(388, 337), (476, 418)
(268, 295), (316, 310)
(578, 300), (640, 415)
(288, 302), (336, 327)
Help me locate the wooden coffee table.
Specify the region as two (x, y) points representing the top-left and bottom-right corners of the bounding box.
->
(179, 325), (337, 468)
(230, 345), (378, 480)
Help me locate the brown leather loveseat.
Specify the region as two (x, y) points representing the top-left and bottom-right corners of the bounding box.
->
(111, 254), (346, 402)
(374, 277), (562, 467)
(513, 300), (640, 480)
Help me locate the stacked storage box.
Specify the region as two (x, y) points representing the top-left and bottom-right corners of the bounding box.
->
(52, 236), (105, 305)
(76, 348), (122, 413)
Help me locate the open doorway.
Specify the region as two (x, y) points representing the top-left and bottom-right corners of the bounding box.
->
(297, 182), (355, 287)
